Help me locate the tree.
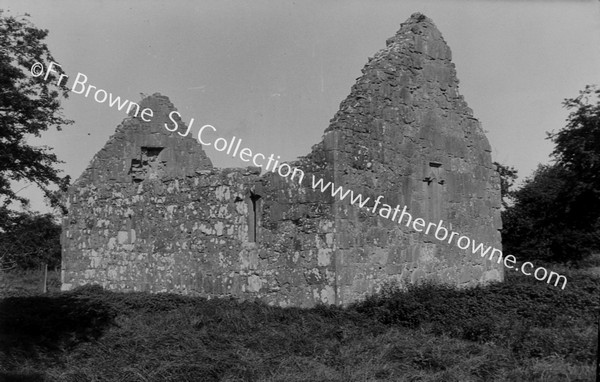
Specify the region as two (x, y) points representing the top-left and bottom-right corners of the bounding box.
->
(501, 164), (585, 261)
(502, 85), (600, 262)
(0, 206), (61, 270)
(0, 9), (72, 213)
(493, 161), (518, 208)
(548, 85), (600, 231)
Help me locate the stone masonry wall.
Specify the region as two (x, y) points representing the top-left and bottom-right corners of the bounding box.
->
(326, 14), (503, 304)
(62, 13), (503, 307)
(62, 95), (339, 307)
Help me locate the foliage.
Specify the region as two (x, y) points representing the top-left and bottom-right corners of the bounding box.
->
(0, 269), (598, 381)
(353, 270), (599, 363)
(0, 9), (72, 211)
(549, 85), (600, 232)
(501, 164), (599, 261)
(502, 85), (600, 262)
(0, 268), (61, 297)
(550, 85), (600, 186)
(493, 161), (518, 208)
(0, 207), (61, 270)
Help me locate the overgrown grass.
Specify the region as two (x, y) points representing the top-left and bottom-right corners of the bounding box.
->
(354, 269), (599, 363)
(0, 269), (61, 298)
(0, 268), (598, 381)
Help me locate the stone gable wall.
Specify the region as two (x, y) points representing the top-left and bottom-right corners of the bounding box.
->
(327, 16), (502, 304)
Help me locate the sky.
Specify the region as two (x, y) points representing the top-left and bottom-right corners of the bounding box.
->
(2, 0), (600, 213)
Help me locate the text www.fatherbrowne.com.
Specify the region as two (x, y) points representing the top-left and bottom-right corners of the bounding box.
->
(310, 176), (567, 289)
(33, 61), (568, 290)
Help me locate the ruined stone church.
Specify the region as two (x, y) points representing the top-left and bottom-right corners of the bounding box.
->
(61, 13), (503, 307)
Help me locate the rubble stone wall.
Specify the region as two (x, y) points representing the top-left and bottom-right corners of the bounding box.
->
(62, 95), (340, 307)
(327, 14), (503, 304)
(62, 13), (503, 307)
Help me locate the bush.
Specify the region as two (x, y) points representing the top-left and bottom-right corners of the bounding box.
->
(0, 209), (61, 270)
(0, 271), (598, 381)
(352, 273), (600, 363)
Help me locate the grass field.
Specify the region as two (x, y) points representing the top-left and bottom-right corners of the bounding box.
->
(0, 263), (598, 382)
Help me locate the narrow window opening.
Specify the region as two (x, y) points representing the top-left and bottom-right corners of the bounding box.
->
(248, 192), (262, 243)
(423, 162), (445, 222)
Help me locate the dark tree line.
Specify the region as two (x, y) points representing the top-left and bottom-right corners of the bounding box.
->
(499, 85), (600, 262)
(0, 10), (69, 270)
(0, 207), (61, 270)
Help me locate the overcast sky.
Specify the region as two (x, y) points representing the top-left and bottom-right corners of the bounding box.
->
(3, 0), (600, 213)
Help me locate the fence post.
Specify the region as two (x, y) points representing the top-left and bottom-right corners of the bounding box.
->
(42, 263), (48, 293)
